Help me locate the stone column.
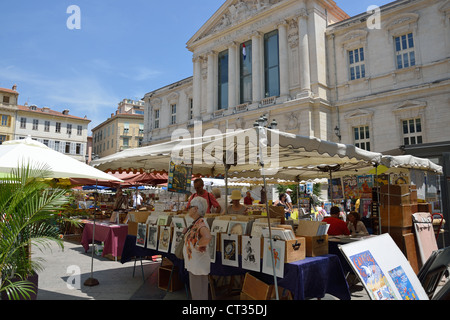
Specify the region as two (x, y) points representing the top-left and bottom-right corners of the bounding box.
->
(206, 51), (217, 116)
(297, 7), (311, 96)
(192, 55), (202, 120)
(278, 20), (290, 99)
(251, 32), (263, 104)
(228, 42), (239, 110)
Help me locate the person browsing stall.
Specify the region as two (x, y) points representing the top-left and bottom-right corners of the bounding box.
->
(243, 191), (254, 205)
(211, 188), (225, 214)
(323, 206), (350, 236)
(226, 190), (248, 215)
(274, 193), (292, 219)
(285, 188), (294, 211)
(347, 211), (369, 236)
(186, 178), (221, 214)
(183, 196), (212, 300)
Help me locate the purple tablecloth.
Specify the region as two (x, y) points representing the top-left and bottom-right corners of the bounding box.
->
(81, 222), (128, 258)
(121, 235), (350, 300)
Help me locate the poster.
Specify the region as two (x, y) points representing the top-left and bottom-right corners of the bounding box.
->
(343, 175), (359, 199)
(136, 223), (147, 248)
(168, 160), (192, 194)
(158, 226), (171, 253)
(357, 175), (373, 198)
(262, 238), (285, 278)
(221, 233), (239, 267)
(241, 235), (261, 272)
(329, 178), (343, 200)
(171, 227), (184, 254)
(208, 232), (217, 263)
(390, 171), (410, 185)
(339, 234), (428, 300)
(388, 266), (419, 300)
(349, 250), (396, 300)
(147, 225), (159, 250)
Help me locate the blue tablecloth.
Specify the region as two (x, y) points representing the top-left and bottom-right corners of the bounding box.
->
(121, 235), (350, 300)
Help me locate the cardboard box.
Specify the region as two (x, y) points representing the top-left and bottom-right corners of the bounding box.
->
(127, 211), (151, 236)
(304, 235), (329, 257)
(417, 203), (432, 213)
(284, 237), (306, 262)
(380, 204), (416, 227)
(380, 191), (417, 205)
(380, 184), (416, 195)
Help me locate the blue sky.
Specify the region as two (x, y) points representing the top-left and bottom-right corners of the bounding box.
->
(0, 0), (392, 132)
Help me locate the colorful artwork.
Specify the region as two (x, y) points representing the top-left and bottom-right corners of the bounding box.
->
(343, 176), (359, 199)
(262, 239), (285, 278)
(388, 266), (419, 300)
(357, 175), (373, 198)
(168, 161), (192, 194)
(349, 250), (396, 300)
(328, 178), (343, 200)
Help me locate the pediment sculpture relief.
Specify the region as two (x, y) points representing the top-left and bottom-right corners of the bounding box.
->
(202, 0), (282, 39)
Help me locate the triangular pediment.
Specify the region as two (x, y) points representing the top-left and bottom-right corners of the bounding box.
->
(344, 108), (374, 120)
(393, 100), (427, 113)
(187, 0), (283, 50)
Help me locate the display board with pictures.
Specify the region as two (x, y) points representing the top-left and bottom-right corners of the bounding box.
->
(208, 232), (217, 263)
(339, 234), (428, 300)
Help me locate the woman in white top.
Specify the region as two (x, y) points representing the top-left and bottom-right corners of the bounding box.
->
(347, 211), (369, 236)
(183, 196), (212, 300)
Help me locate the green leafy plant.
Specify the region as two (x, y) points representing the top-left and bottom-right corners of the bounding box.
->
(0, 164), (71, 300)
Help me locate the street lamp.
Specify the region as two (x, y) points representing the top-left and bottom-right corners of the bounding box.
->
(334, 125), (341, 142)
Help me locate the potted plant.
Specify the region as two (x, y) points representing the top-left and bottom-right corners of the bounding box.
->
(0, 165), (72, 300)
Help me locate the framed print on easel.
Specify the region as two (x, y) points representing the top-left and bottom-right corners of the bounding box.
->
(339, 233), (428, 300)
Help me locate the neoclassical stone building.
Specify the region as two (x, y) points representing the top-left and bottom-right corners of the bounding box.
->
(143, 0), (449, 166)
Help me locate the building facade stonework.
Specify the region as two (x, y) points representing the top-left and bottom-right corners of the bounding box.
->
(143, 0), (450, 166)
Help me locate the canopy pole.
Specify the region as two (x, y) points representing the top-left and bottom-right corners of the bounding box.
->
(84, 179), (99, 287)
(225, 165), (229, 215)
(256, 127), (279, 300)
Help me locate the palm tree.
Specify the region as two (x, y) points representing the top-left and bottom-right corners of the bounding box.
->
(0, 165), (71, 300)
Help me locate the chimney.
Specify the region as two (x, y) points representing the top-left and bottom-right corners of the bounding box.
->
(12, 84), (17, 91)
(62, 109), (70, 115)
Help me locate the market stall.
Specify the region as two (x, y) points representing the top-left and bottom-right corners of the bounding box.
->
(89, 128), (443, 300)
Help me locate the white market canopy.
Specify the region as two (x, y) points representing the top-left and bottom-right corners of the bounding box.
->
(91, 128), (388, 180)
(0, 137), (123, 181)
(91, 128), (442, 180)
